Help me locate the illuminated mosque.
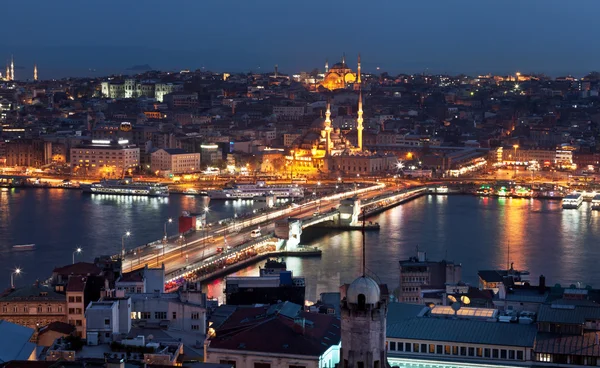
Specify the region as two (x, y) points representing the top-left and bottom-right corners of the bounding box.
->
(286, 89), (396, 176)
(320, 53), (362, 91)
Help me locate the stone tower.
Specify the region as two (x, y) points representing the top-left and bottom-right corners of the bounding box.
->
(340, 218), (389, 368)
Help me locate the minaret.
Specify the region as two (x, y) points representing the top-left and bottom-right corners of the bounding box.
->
(357, 89), (364, 151)
(324, 101), (332, 156)
(357, 53), (361, 84)
(325, 59), (329, 73)
(10, 55), (14, 81)
(342, 52), (346, 66)
(274, 64), (278, 78)
(34, 63), (38, 81)
(5, 61), (9, 81)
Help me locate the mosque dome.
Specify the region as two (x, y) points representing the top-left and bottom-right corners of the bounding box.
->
(331, 62), (348, 70)
(347, 276), (381, 305)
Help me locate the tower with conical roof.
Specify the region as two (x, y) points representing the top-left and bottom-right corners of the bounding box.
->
(357, 89), (364, 151)
(340, 213), (389, 368)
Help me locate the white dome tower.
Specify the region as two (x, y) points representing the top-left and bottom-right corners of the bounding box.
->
(340, 216), (389, 368)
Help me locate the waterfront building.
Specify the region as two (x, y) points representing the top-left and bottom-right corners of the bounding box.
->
(205, 302), (341, 368)
(150, 148), (201, 175)
(398, 251), (462, 304)
(477, 264), (531, 295)
(5, 138), (52, 167)
(0, 282), (67, 332)
(70, 139), (140, 178)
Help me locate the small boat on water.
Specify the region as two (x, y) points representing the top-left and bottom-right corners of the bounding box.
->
(13, 244), (35, 251)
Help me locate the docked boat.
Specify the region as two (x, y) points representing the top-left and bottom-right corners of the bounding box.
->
(562, 192), (583, 209)
(208, 181), (303, 200)
(592, 194), (600, 210)
(13, 244), (35, 251)
(81, 179), (169, 197)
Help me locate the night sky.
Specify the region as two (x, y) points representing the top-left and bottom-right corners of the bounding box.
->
(2, 0), (599, 78)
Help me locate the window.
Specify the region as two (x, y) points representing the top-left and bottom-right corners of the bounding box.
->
(37, 306), (42, 312)
(405, 343), (411, 352)
(191, 312), (200, 320)
(390, 342), (396, 351)
(104, 318), (110, 325)
(436, 345), (442, 354)
(444, 345), (451, 355)
(191, 325), (200, 331)
(413, 343), (419, 353)
(13, 306), (18, 313)
(493, 349), (499, 358)
(155, 312), (167, 320)
(429, 344), (435, 353)
(509, 350), (515, 359)
(68, 296), (75, 303)
(2, 306), (6, 313)
(421, 343), (427, 353)
(75, 296), (82, 303)
(500, 349), (507, 359)
(75, 320), (82, 326)
(477, 347), (483, 357)
(398, 342), (404, 352)
(172, 312), (177, 320)
(357, 363), (364, 368)
(452, 346), (458, 355)
(468, 347), (475, 356)
(537, 353), (551, 362)
(141, 312), (151, 319)
(76, 308), (82, 314)
(47, 306), (52, 312)
(517, 351), (523, 360)
(484, 348), (491, 358)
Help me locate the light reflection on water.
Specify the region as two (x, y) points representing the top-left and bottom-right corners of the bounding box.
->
(207, 195), (600, 302)
(0, 189), (257, 285)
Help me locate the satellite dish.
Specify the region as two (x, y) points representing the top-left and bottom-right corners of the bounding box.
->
(461, 295), (471, 305)
(447, 295), (457, 303)
(451, 302), (462, 315)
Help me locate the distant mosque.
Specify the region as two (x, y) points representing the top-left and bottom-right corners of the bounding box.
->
(320, 53), (362, 91)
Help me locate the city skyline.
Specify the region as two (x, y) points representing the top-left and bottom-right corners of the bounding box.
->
(3, 0), (600, 78)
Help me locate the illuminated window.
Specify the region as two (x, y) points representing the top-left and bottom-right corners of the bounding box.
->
(537, 353), (551, 362)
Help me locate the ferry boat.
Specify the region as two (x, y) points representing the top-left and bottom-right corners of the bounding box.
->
(592, 194), (600, 210)
(562, 192), (583, 209)
(208, 181), (303, 200)
(13, 244), (35, 251)
(81, 179), (169, 197)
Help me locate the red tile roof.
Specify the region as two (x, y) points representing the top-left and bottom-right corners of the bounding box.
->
(119, 270), (144, 283)
(209, 307), (340, 357)
(53, 262), (102, 277)
(66, 276), (87, 292)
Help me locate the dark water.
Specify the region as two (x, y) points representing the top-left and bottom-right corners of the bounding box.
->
(4, 190), (600, 302)
(205, 195), (600, 302)
(0, 188), (258, 285)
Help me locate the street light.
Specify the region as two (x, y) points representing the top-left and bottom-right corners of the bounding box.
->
(121, 231), (131, 259)
(513, 144), (519, 176)
(164, 218), (173, 241)
(11, 268), (21, 289)
(72, 247), (82, 264)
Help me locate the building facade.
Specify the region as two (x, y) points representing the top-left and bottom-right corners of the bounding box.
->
(0, 284), (67, 331)
(150, 148), (201, 175)
(70, 140), (140, 177)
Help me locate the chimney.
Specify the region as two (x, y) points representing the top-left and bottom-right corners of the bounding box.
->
(539, 275), (546, 294)
(417, 251), (426, 262)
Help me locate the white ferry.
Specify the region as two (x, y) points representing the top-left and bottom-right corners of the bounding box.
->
(208, 181), (303, 200)
(81, 179), (169, 197)
(592, 194), (600, 211)
(13, 244), (35, 251)
(562, 192), (583, 209)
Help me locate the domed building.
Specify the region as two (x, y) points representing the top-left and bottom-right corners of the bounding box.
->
(320, 53), (362, 91)
(340, 231), (390, 368)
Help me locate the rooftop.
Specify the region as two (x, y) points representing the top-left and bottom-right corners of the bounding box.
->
(53, 262), (102, 277)
(0, 320), (36, 363)
(387, 303), (537, 348)
(537, 303), (600, 325)
(0, 283), (65, 301)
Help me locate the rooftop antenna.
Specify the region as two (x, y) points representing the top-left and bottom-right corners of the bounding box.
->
(362, 209), (366, 277)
